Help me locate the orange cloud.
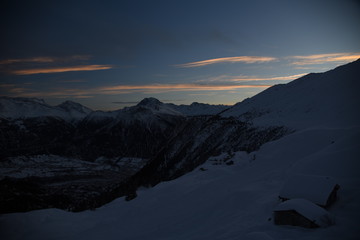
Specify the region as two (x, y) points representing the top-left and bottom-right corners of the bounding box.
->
(0, 55), (91, 65)
(201, 73), (307, 83)
(0, 84), (16, 88)
(14, 88), (96, 98)
(12, 65), (112, 75)
(6, 87), (29, 93)
(289, 53), (360, 65)
(0, 57), (56, 64)
(175, 56), (277, 68)
(58, 79), (87, 83)
(229, 73), (307, 82)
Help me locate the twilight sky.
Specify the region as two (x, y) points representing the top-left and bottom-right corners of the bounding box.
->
(1, 0), (360, 110)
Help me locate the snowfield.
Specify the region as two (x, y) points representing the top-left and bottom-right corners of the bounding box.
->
(1, 125), (359, 240)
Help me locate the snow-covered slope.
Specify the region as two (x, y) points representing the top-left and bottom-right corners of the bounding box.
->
(1, 125), (359, 240)
(56, 100), (92, 119)
(0, 97), (92, 121)
(222, 59), (360, 129)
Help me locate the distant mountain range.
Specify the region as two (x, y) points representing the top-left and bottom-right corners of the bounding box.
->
(0, 96), (229, 121)
(1, 59), (359, 213)
(0, 96), (229, 160)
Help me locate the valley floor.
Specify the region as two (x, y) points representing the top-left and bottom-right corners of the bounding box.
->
(1, 126), (360, 240)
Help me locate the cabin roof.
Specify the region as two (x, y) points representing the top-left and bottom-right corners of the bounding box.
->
(274, 198), (332, 227)
(279, 174), (338, 206)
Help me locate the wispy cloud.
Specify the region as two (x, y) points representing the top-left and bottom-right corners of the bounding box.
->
(7, 87), (28, 93)
(0, 84), (30, 94)
(0, 83), (16, 88)
(199, 73), (307, 83)
(11, 65), (113, 75)
(188, 92), (217, 96)
(175, 56), (277, 68)
(174, 53), (360, 68)
(289, 53), (360, 65)
(0, 55), (91, 65)
(57, 79), (87, 83)
(0, 55), (113, 75)
(0, 57), (57, 64)
(229, 73), (307, 82)
(14, 89), (96, 98)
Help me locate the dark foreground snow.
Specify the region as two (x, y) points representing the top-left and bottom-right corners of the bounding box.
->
(1, 126), (359, 240)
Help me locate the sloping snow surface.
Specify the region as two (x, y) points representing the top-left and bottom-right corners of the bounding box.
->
(1, 126), (359, 240)
(221, 61), (360, 129)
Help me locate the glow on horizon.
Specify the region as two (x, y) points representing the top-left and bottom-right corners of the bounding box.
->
(2, 53), (359, 110)
(9, 83), (272, 99)
(99, 83), (272, 92)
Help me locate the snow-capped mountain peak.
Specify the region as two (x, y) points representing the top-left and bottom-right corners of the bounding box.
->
(0, 97), (92, 121)
(137, 97), (162, 107)
(130, 97), (183, 116)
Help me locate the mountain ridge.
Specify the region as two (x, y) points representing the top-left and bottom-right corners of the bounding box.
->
(221, 59), (360, 129)
(0, 96), (230, 121)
